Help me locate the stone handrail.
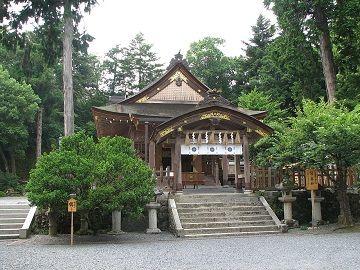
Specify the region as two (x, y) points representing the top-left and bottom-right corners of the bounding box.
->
(168, 198), (184, 237)
(19, 206), (37, 239)
(259, 196), (287, 233)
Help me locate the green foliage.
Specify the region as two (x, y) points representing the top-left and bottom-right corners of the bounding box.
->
(254, 99), (360, 171)
(0, 171), (20, 193)
(102, 45), (134, 95)
(102, 33), (163, 95)
(333, 0), (360, 108)
(0, 66), (40, 172)
(186, 37), (236, 101)
(258, 34), (325, 111)
(127, 33), (163, 91)
(238, 89), (287, 123)
(26, 132), (155, 229)
(27, 150), (95, 212)
(240, 14), (275, 92)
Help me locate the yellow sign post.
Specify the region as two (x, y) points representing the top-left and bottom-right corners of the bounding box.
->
(68, 198), (77, 246)
(305, 169), (318, 191)
(305, 169), (318, 229)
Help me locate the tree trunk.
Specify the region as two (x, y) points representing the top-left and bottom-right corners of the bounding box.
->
(335, 167), (353, 226)
(314, 5), (336, 104)
(35, 107), (43, 160)
(0, 147), (9, 172)
(9, 151), (16, 174)
(63, 0), (74, 136)
(48, 210), (58, 236)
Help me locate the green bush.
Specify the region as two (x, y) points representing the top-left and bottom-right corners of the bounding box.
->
(26, 132), (155, 235)
(0, 171), (21, 193)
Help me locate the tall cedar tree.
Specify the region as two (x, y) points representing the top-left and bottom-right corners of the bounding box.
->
(241, 14), (275, 92)
(1, 0), (98, 136)
(264, 0), (336, 103)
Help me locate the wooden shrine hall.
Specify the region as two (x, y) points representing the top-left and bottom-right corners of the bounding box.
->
(92, 53), (273, 192)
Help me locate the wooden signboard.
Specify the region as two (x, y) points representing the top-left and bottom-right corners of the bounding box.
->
(68, 198), (77, 212)
(68, 198), (77, 246)
(305, 169), (318, 190)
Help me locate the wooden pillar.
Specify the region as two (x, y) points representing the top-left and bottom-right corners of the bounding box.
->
(243, 134), (251, 191)
(149, 140), (156, 170)
(222, 155), (229, 186)
(214, 159), (220, 186)
(174, 135), (182, 192)
(235, 155), (241, 190)
(144, 122), (149, 163)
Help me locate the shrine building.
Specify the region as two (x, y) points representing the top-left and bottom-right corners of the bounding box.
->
(92, 53), (273, 192)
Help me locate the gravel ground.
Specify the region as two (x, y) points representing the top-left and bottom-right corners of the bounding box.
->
(1, 231), (360, 270)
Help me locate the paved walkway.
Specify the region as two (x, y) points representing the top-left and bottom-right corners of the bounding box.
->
(0, 197), (29, 205)
(1, 232), (360, 270)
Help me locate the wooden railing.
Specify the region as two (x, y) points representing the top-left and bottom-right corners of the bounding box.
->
(154, 165), (358, 191)
(250, 166), (358, 190)
(155, 166), (174, 190)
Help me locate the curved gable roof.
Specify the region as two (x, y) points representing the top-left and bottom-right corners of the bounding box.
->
(151, 103), (273, 143)
(120, 59), (210, 104)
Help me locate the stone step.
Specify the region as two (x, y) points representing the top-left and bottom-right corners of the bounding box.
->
(0, 233), (20, 239)
(0, 228), (20, 235)
(0, 223), (23, 229)
(177, 205), (266, 213)
(177, 193), (257, 198)
(176, 202), (262, 208)
(182, 220), (275, 229)
(0, 218), (26, 224)
(184, 230), (279, 238)
(0, 209), (30, 214)
(0, 204), (30, 210)
(180, 215), (273, 223)
(183, 225), (279, 235)
(179, 210), (269, 218)
(176, 197), (259, 204)
(0, 213), (28, 219)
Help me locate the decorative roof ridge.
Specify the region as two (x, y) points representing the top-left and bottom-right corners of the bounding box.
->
(166, 51), (189, 70)
(197, 89), (231, 107)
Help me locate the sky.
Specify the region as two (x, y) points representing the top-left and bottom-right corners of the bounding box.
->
(81, 0), (275, 64)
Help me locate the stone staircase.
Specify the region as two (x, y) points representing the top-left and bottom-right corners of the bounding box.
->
(0, 200), (31, 239)
(174, 193), (281, 238)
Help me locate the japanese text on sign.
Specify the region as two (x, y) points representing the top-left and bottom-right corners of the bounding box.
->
(305, 169), (318, 190)
(68, 198), (77, 212)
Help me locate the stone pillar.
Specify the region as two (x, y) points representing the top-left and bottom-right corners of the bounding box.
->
(222, 155), (229, 186)
(278, 191), (297, 227)
(109, 209), (123, 234)
(243, 134), (251, 192)
(146, 202), (161, 234)
(308, 191), (325, 225)
(144, 122), (149, 163)
(174, 135), (182, 192)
